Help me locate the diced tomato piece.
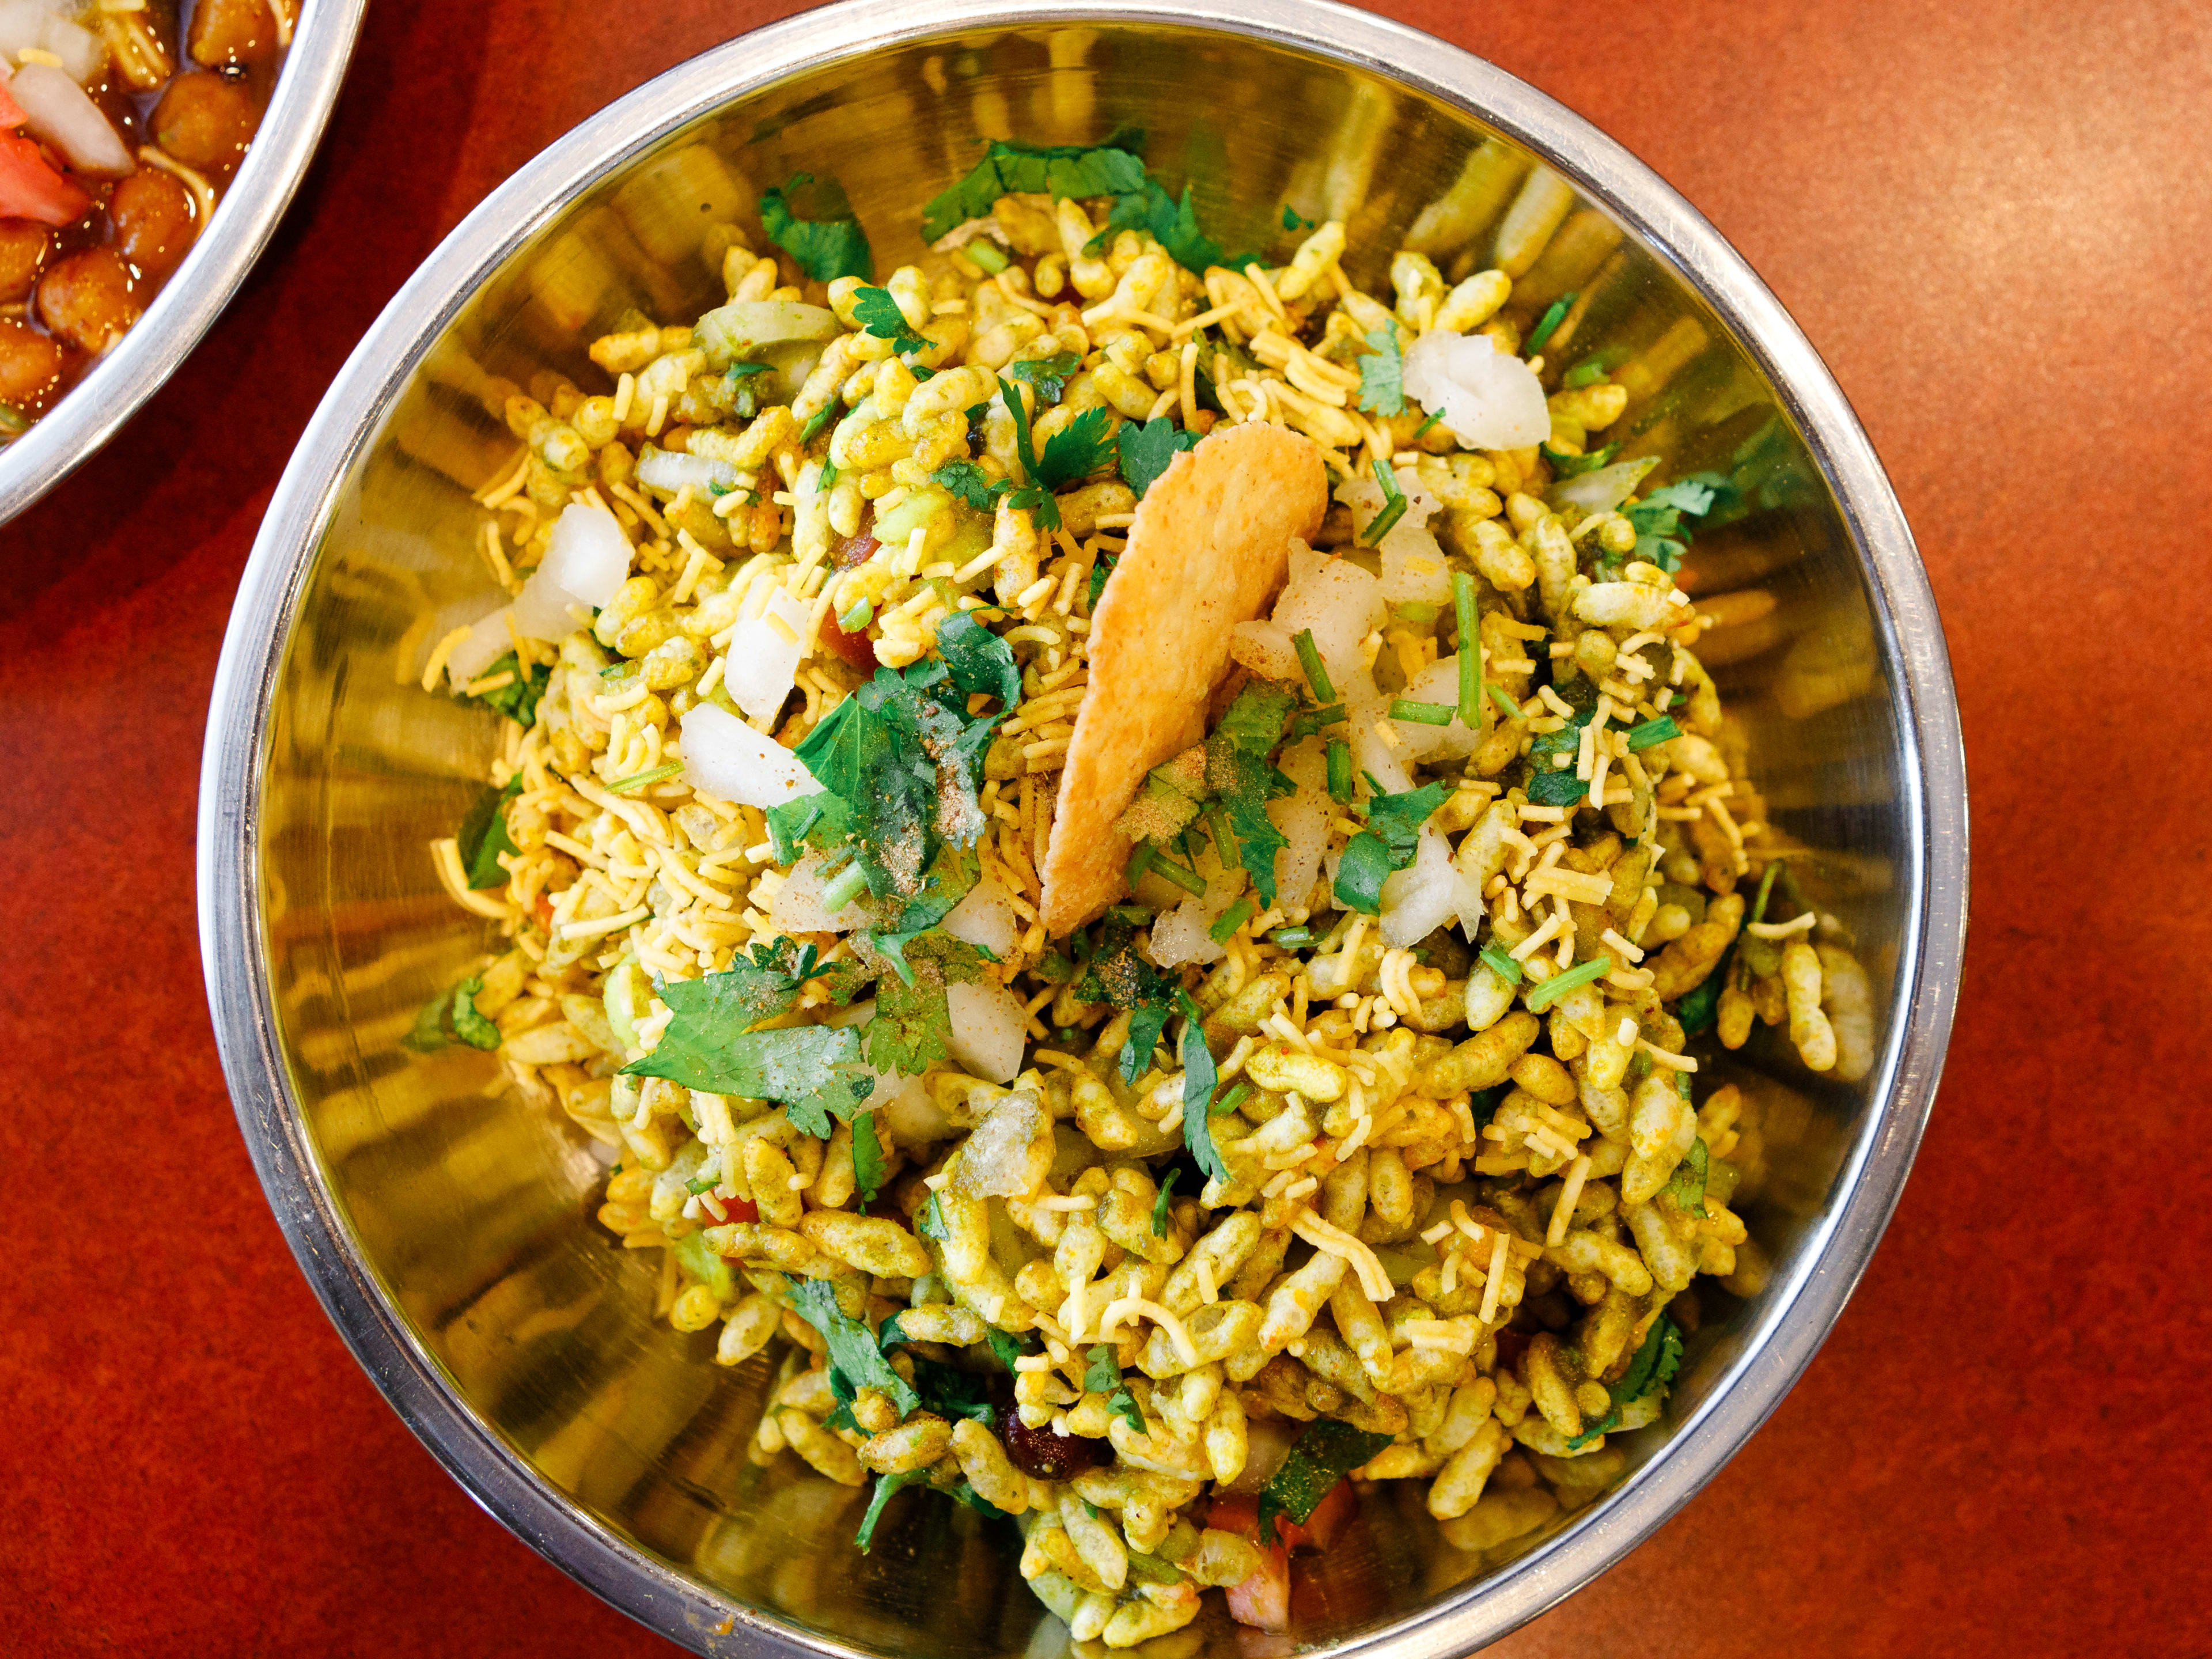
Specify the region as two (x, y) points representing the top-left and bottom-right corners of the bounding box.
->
(1207, 1480), (1353, 1554)
(1224, 1549), (1290, 1633)
(819, 613), (877, 670)
(0, 77), (25, 130)
(704, 1195), (760, 1228)
(1287, 1477), (1355, 1550)
(1493, 1328), (1531, 1372)
(0, 136), (89, 228)
(1209, 1491), (1290, 1631)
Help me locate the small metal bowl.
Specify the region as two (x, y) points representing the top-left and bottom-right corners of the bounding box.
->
(199, 3), (1968, 1653)
(0, 0), (367, 523)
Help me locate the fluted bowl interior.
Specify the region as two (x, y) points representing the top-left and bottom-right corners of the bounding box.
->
(199, 5), (1965, 1656)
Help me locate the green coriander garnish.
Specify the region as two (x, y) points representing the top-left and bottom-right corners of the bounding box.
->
(1525, 290), (1578, 355)
(1293, 628), (1336, 703)
(607, 762), (683, 795)
(1525, 953), (1615, 1010)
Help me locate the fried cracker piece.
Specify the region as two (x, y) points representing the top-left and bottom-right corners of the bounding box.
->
(1039, 423), (1327, 935)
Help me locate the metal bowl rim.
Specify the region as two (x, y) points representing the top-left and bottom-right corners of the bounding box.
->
(196, 2), (1969, 1652)
(0, 0), (370, 524)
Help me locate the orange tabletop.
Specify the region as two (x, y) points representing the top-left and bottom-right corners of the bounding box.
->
(4, 2), (2207, 1654)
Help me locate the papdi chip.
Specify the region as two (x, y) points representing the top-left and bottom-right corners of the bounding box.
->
(1039, 423), (1327, 935)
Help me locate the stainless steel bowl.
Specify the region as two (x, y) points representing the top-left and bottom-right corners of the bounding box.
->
(0, 0), (367, 523)
(198, 2), (1969, 1652)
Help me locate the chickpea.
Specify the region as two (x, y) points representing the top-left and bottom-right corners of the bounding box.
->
(110, 171), (198, 282)
(0, 319), (67, 410)
(152, 72), (262, 175)
(0, 221), (51, 303)
(190, 0), (279, 66)
(37, 249), (142, 354)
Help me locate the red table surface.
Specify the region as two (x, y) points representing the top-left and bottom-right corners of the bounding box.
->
(4, 1), (2207, 1653)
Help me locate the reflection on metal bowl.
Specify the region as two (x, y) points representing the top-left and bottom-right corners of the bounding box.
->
(198, 3), (1967, 1654)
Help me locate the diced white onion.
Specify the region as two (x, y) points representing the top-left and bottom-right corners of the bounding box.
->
(942, 876), (1021, 961)
(445, 605), (517, 683)
(1266, 738), (1332, 917)
(513, 502), (631, 637)
(0, 5), (107, 85)
(7, 62), (131, 176)
(1274, 542), (1384, 685)
(678, 703), (817, 808)
(1403, 330), (1552, 450)
(634, 445), (738, 497)
(1380, 824), (1475, 948)
(1550, 457), (1658, 516)
(721, 585), (811, 723)
(764, 850), (866, 934)
(945, 980), (1028, 1084)
(1391, 656), (1481, 763)
(825, 999), (945, 1143)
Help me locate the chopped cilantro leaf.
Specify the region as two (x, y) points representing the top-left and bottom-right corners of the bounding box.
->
(1282, 204), (1316, 230)
(1085, 1344), (1120, 1395)
(851, 1111), (887, 1203)
(799, 406), (835, 445)
(1118, 415), (1199, 498)
(1036, 404), (1118, 493)
(1257, 1421), (1392, 1545)
(863, 930), (994, 1074)
(459, 651), (550, 726)
(1676, 946), (1730, 1036)
(1206, 680), (1298, 906)
(918, 1191), (949, 1241)
(851, 285), (927, 357)
(854, 1469), (927, 1552)
(1364, 778), (1451, 865)
(984, 1326), (1036, 1372)
(1663, 1137), (1710, 1216)
(935, 608), (1024, 709)
(784, 656), (1006, 907)
(459, 775), (522, 890)
(1005, 351), (1084, 406)
(919, 134), (1152, 243)
(1623, 476), (1726, 574)
(625, 1019), (872, 1137)
(1333, 831), (1392, 915)
(1150, 1169), (1180, 1236)
(1107, 1387), (1146, 1434)
(1177, 989), (1227, 1188)
(759, 172), (873, 283)
(1565, 1315), (1684, 1448)
(933, 457), (1005, 514)
(1088, 553), (1118, 609)
(787, 1278), (919, 1419)
(1527, 766), (1588, 808)
(1357, 325), (1404, 416)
